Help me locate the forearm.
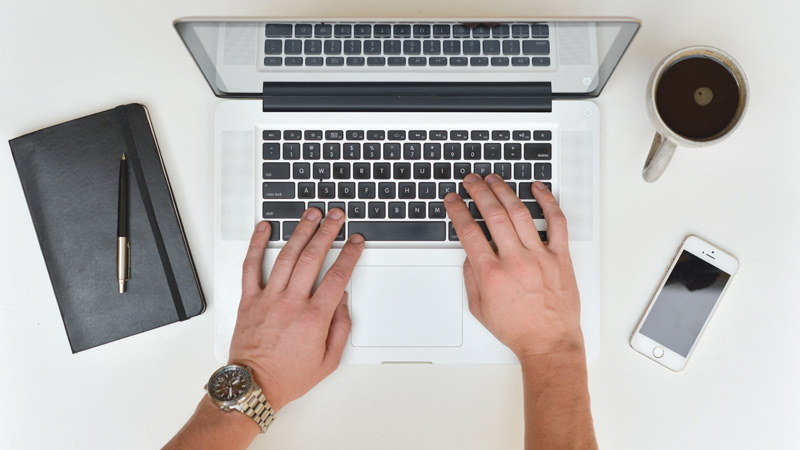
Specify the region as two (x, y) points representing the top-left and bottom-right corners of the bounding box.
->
(162, 396), (260, 450)
(519, 346), (597, 450)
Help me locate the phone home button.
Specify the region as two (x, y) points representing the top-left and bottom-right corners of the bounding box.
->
(652, 347), (665, 358)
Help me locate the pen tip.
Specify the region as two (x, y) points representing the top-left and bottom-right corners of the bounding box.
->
(119, 281), (125, 294)
(121, 153), (126, 161)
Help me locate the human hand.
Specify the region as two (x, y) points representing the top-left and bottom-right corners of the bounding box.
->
(227, 208), (364, 412)
(444, 174), (583, 360)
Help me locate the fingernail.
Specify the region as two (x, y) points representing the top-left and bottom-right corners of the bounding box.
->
(349, 233), (364, 244)
(485, 174), (500, 184)
(256, 221), (268, 232)
(464, 173), (480, 184)
(444, 192), (459, 202)
(305, 207), (321, 221)
(534, 181), (548, 191)
(328, 208), (343, 219)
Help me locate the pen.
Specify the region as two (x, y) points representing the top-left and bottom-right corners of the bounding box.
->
(117, 153), (130, 293)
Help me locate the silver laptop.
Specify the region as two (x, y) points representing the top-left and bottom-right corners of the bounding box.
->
(175, 17), (639, 364)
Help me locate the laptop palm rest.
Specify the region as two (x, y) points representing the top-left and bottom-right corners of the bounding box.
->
(350, 265), (463, 347)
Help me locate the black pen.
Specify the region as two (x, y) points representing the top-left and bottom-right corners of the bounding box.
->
(117, 153), (130, 293)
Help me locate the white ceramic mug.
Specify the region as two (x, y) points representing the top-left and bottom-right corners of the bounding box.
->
(642, 46), (749, 183)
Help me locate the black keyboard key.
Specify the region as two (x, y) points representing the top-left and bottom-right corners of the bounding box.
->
(472, 25), (491, 37)
(408, 202), (426, 218)
(285, 130), (303, 140)
(305, 56), (323, 67)
(468, 202), (482, 219)
(334, 24), (352, 38)
(293, 163), (310, 180)
(304, 40), (322, 55)
(367, 130), (385, 140)
(326, 57), (344, 66)
(454, 163), (470, 179)
(491, 57), (510, 66)
(452, 25), (471, 37)
(443, 40), (461, 55)
(262, 201), (304, 219)
(474, 163), (491, 177)
(413, 24), (431, 38)
(534, 162), (552, 180)
(419, 182), (437, 199)
(285, 57), (303, 66)
(353, 162), (371, 179)
(388, 202), (406, 218)
(368, 201), (386, 218)
(263, 162), (290, 179)
(295, 24), (313, 37)
(315, 24), (332, 37)
(339, 182), (356, 199)
(409, 57), (427, 66)
(378, 182), (396, 199)
(504, 143), (522, 160)
(367, 57), (386, 66)
(262, 143), (280, 160)
(283, 143), (301, 160)
(393, 162), (411, 179)
(304, 130), (323, 140)
(266, 24), (293, 37)
(503, 40), (521, 55)
(264, 40), (282, 55)
(484, 143), (501, 160)
(365, 40), (382, 55)
(388, 57), (406, 66)
(433, 24), (451, 38)
(374, 163), (391, 179)
(363, 143), (381, 160)
(428, 202), (446, 218)
(358, 182), (376, 199)
(423, 40), (441, 55)
(514, 162), (532, 180)
(429, 57), (448, 66)
(267, 221), (281, 241)
(333, 162), (350, 179)
(403, 40), (422, 55)
(264, 57), (283, 66)
(494, 162), (512, 180)
(303, 143), (321, 159)
(298, 182), (315, 198)
(491, 25), (510, 38)
(470, 57), (489, 66)
(483, 40), (501, 55)
(348, 202), (366, 218)
(282, 221), (299, 241)
(511, 57), (530, 66)
(471, 130), (489, 141)
(450, 130), (469, 140)
(326, 130), (344, 140)
(398, 182), (415, 198)
(403, 143), (422, 160)
(533, 57), (550, 66)
(324, 143), (341, 159)
(523, 201), (544, 219)
(344, 40), (362, 54)
(346, 57), (365, 66)
(284, 39), (303, 55)
(348, 221), (446, 241)
(531, 24), (549, 38)
(393, 24), (411, 37)
(372, 24), (391, 37)
(463, 40), (481, 55)
(414, 162), (431, 179)
(313, 162), (330, 179)
(408, 130), (427, 141)
(464, 143), (481, 160)
(346, 130), (365, 140)
(438, 182), (457, 199)
(522, 40), (550, 55)
(387, 130), (406, 140)
(425, 143), (442, 158)
(429, 131), (448, 141)
(444, 143), (461, 160)
(383, 143), (401, 160)
(378, 39), (403, 55)
(343, 143), (361, 159)
(511, 24), (529, 38)
(262, 182), (295, 199)
(354, 24), (372, 37)
(324, 40), (342, 55)
(534, 130), (552, 141)
(524, 143), (552, 160)
(492, 130), (510, 141)
(513, 130), (532, 140)
(518, 182), (534, 199)
(263, 130), (281, 140)
(318, 182), (335, 199)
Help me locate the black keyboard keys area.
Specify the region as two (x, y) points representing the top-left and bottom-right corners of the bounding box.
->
(260, 127), (554, 243)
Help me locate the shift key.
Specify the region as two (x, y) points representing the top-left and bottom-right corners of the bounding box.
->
(263, 162), (290, 179)
(263, 201), (305, 219)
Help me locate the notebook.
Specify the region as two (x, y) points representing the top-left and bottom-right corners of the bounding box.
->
(175, 18), (640, 363)
(9, 104), (206, 353)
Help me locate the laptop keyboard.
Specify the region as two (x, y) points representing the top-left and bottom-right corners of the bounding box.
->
(263, 22), (551, 69)
(260, 126), (554, 243)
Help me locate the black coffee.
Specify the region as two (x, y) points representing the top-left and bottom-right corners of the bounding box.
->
(655, 56), (741, 140)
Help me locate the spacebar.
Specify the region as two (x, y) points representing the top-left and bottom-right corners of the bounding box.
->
(348, 221), (446, 241)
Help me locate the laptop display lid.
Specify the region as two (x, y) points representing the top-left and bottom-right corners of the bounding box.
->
(175, 18), (639, 109)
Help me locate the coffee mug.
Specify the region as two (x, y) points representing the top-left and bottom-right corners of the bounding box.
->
(642, 46), (748, 182)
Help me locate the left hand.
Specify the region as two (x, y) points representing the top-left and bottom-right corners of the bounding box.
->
(228, 208), (364, 412)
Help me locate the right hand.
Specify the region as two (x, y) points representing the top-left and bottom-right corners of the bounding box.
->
(444, 174), (584, 360)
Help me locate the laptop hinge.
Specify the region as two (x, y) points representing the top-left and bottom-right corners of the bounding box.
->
(262, 82), (552, 113)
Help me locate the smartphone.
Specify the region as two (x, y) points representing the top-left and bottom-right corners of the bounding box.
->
(630, 236), (738, 371)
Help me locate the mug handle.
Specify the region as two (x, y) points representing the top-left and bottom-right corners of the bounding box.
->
(642, 132), (677, 183)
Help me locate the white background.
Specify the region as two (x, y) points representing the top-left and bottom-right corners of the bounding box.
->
(2, 1), (799, 449)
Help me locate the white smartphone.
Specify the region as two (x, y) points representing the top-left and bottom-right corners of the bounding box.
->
(630, 235), (738, 371)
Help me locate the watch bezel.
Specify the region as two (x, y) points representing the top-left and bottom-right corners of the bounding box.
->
(206, 364), (255, 410)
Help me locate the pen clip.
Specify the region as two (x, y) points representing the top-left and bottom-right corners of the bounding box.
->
(126, 240), (131, 281)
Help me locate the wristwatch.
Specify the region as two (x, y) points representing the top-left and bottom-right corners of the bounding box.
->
(205, 364), (275, 433)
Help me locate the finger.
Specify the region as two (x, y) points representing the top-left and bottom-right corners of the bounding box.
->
(287, 208), (347, 292)
(443, 191), (495, 260)
(463, 256), (483, 323)
(323, 292), (352, 373)
(241, 221), (272, 299)
(268, 207), (323, 291)
(532, 181), (568, 249)
(314, 233), (365, 312)
(462, 173), (522, 251)
(484, 174), (542, 249)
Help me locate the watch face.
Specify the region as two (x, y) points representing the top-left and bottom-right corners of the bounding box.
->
(208, 366), (253, 404)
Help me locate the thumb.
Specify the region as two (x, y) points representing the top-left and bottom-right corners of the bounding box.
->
(463, 257), (483, 322)
(323, 292), (352, 372)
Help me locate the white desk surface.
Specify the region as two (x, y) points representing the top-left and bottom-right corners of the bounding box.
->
(2, 1), (799, 449)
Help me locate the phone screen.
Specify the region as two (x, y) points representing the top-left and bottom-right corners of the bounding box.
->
(639, 250), (732, 357)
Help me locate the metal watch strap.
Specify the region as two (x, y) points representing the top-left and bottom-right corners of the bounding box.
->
(243, 387), (275, 433)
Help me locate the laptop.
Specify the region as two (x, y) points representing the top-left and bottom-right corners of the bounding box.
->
(174, 17), (639, 364)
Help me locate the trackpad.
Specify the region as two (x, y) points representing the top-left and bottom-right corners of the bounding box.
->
(351, 265), (463, 347)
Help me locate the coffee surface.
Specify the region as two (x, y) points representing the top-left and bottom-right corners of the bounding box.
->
(655, 56), (740, 140)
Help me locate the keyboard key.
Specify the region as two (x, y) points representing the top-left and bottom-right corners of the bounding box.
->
(414, 162), (431, 179)
(463, 40), (481, 55)
(484, 143), (502, 159)
(429, 57), (447, 66)
(308, 201), (326, 217)
(403, 143), (422, 159)
(365, 40), (382, 55)
(304, 40), (322, 55)
(511, 57), (530, 66)
(304, 130), (323, 140)
(267, 221), (281, 241)
(303, 143), (321, 159)
(343, 143), (361, 159)
(504, 143), (522, 160)
(423, 40), (441, 55)
(283, 143), (301, 160)
(419, 182), (437, 199)
(523, 202), (544, 219)
(511, 24), (529, 38)
(413, 24), (431, 38)
(282, 221), (299, 241)
(393, 163), (412, 179)
(452, 25), (470, 37)
(534, 162), (552, 180)
(262, 182), (295, 199)
(464, 143), (481, 159)
(263, 163), (290, 179)
(471, 130), (489, 141)
(264, 40), (282, 55)
(454, 163), (470, 179)
(334, 24), (352, 37)
(472, 25), (490, 37)
(518, 182), (534, 199)
(393, 24), (411, 37)
(514, 162), (532, 180)
(443, 40), (461, 55)
(387, 130), (406, 140)
(450, 130), (469, 140)
(324, 40), (342, 55)
(326, 130), (344, 140)
(474, 163), (491, 177)
(524, 143), (552, 160)
(348, 221), (446, 241)
(354, 24), (372, 37)
(358, 182), (376, 199)
(433, 24), (451, 38)
(409, 57), (427, 66)
(429, 131), (448, 141)
(383, 143), (401, 159)
(295, 24), (313, 37)
(363, 143), (381, 159)
(285, 57), (303, 66)
(492, 130), (510, 141)
(408, 202), (426, 218)
(378, 182), (396, 199)
(318, 182), (335, 199)
(470, 57), (489, 66)
(373, 24), (391, 37)
(513, 130), (532, 140)
(428, 202), (446, 218)
(306, 56), (323, 66)
(333, 162), (350, 179)
(262, 143), (280, 160)
(403, 40), (422, 55)
(398, 182), (415, 198)
(344, 40), (361, 54)
(339, 182), (356, 199)
(262, 130), (281, 140)
(262, 201), (304, 219)
(491, 57), (510, 66)
(503, 40), (521, 55)
(293, 162), (310, 179)
(346, 130), (365, 140)
(348, 201), (366, 218)
(367, 130), (385, 140)
(531, 24), (549, 38)
(264, 57), (282, 66)
(533, 57), (550, 66)
(483, 40), (501, 55)
(313, 162), (330, 179)
(284, 40), (303, 55)
(522, 40), (550, 55)
(534, 130), (552, 141)
(494, 162), (512, 179)
(424, 143), (442, 160)
(265, 24), (293, 37)
(346, 57), (365, 66)
(491, 25), (510, 38)
(367, 57), (386, 66)
(298, 182), (314, 198)
(388, 57), (406, 66)
(374, 163), (391, 179)
(368, 202), (385, 218)
(444, 143), (461, 160)
(388, 202), (406, 218)
(326, 57), (344, 66)
(353, 162), (371, 179)
(315, 24), (332, 37)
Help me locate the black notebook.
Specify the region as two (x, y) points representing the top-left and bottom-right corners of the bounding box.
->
(9, 104), (205, 353)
